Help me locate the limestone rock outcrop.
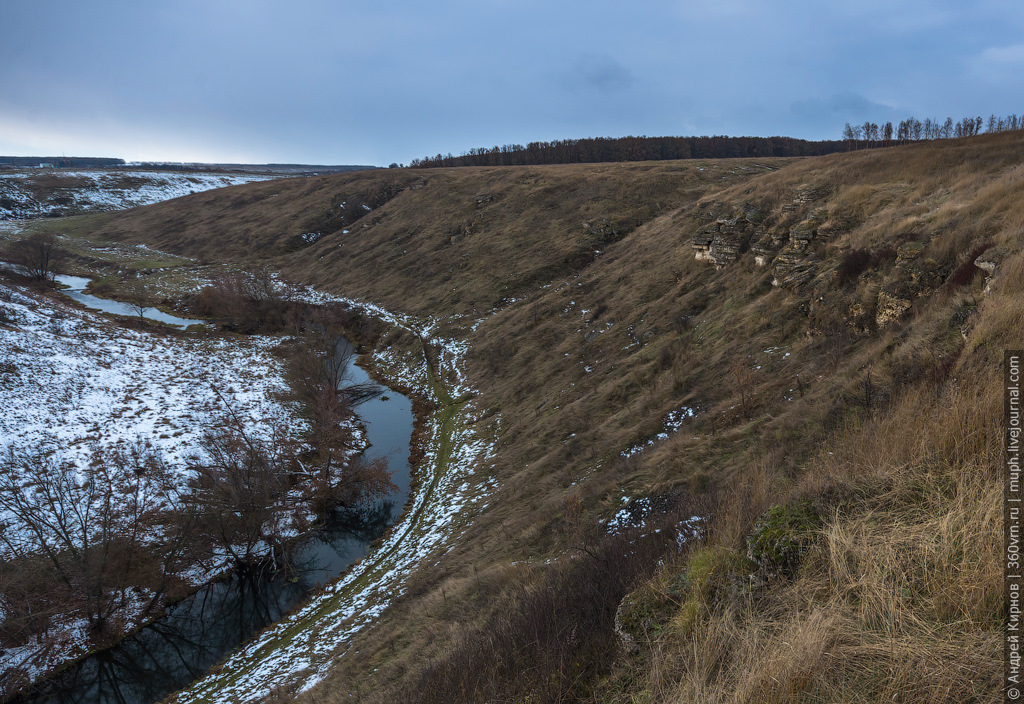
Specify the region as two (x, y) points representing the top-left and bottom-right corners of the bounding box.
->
(691, 212), (758, 266)
(876, 290), (912, 327)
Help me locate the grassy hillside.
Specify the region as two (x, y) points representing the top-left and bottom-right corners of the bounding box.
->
(91, 160), (783, 319)
(75, 133), (1023, 702)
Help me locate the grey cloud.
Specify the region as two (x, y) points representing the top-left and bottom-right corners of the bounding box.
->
(569, 54), (634, 92)
(2, 1), (1024, 163)
(789, 93), (900, 125)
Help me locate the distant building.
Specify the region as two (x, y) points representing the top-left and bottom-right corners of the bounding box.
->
(38, 163), (53, 168)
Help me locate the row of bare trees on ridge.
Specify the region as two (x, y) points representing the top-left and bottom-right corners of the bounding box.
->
(842, 112), (1023, 148)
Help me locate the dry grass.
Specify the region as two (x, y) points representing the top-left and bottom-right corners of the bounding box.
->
(612, 376), (1004, 704)
(91, 160), (785, 319)
(45, 131), (1024, 703)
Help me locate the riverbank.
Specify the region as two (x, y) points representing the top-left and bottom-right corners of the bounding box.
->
(161, 290), (498, 704)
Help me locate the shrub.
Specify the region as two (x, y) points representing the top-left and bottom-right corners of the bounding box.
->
(836, 248), (873, 284)
(747, 500), (822, 580)
(3, 233), (67, 282)
(945, 240), (994, 289)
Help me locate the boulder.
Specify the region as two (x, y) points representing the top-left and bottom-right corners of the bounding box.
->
(974, 246), (1005, 293)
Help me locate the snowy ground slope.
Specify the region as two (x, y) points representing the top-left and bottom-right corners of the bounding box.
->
(0, 283), (300, 473)
(0, 169), (282, 219)
(167, 289), (497, 704)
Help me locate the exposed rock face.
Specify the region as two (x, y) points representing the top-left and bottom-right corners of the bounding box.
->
(975, 246), (1005, 293)
(692, 189), (833, 282)
(751, 232), (784, 266)
(907, 261), (945, 294)
(769, 219), (824, 288)
(788, 220), (817, 248)
(876, 290), (912, 327)
(692, 230), (715, 261)
(896, 240), (926, 266)
(794, 186), (830, 204)
(691, 189), (839, 285)
(689, 204), (765, 265)
(691, 216), (754, 265)
(772, 250), (821, 288)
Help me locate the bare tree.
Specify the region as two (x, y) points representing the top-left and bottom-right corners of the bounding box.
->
(122, 276), (155, 324)
(187, 419), (296, 570)
(4, 233), (67, 282)
(0, 447), (175, 632)
(281, 312), (393, 510)
(897, 119), (910, 143)
(195, 266), (289, 332)
(842, 122), (856, 150)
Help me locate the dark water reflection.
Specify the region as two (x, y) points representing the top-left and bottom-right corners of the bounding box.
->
(14, 340), (414, 704)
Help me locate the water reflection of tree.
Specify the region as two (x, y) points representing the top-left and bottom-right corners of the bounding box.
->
(325, 500), (394, 544)
(16, 500), (396, 704)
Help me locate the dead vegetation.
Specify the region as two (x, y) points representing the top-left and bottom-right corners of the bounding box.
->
(48, 131), (1024, 702)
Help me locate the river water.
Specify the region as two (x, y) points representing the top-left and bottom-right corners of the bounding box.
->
(13, 294), (415, 704)
(54, 275), (205, 328)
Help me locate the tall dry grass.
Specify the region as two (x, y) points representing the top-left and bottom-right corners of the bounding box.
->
(621, 327), (1007, 704)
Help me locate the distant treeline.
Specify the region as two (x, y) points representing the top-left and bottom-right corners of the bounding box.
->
(842, 113), (1024, 147)
(406, 136), (849, 168)
(0, 156), (125, 168)
(134, 162), (377, 174)
(406, 113), (1024, 169)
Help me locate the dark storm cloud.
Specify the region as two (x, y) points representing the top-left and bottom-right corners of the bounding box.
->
(1, 0), (1023, 164)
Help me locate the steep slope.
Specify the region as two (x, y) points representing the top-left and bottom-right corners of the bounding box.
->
(71, 134), (1022, 703)
(93, 160), (784, 318)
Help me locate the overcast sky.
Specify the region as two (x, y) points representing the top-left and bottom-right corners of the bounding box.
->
(2, 0), (1022, 165)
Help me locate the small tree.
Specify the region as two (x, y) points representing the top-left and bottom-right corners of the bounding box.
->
(187, 418), (296, 570)
(122, 276), (155, 324)
(4, 233), (67, 282)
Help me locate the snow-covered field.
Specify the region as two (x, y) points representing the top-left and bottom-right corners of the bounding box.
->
(0, 284), (300, 471)
(0, 169), (283, 219)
